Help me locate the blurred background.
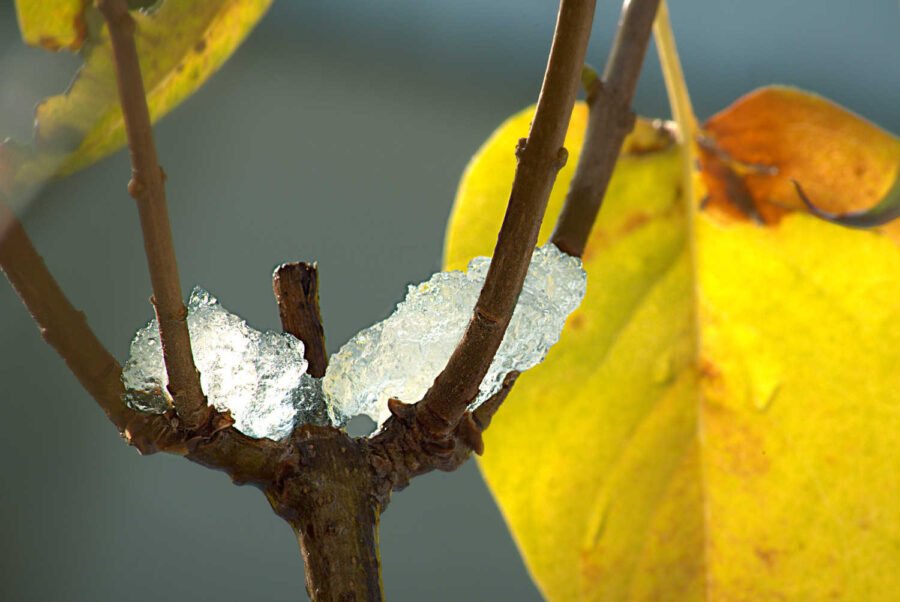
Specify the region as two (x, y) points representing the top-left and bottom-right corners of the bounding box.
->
(0, 1), (897, 600)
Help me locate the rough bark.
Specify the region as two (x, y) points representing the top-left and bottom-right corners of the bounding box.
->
(268, 426), (383, 602)
(273, 262), (328, 377)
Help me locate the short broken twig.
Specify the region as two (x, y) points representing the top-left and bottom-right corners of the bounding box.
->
(273, 262), (328, 377)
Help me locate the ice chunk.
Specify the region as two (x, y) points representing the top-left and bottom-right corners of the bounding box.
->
(323, 243), (587, 427)
(122, 287), (327, 440)
(123, 244), (586, 439)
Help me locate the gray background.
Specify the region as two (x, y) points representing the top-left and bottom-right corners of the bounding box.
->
(1, 1), (897, 600)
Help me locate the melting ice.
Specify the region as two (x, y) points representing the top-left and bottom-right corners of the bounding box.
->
(122, 288), (327, 440)
(122, 243), (586, 440)
(323, 244), (586, 426)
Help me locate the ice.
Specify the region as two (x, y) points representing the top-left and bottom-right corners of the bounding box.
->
(322, 243), (587, 427)
(121, 287), (327, 440)
(123, 244), (586, 439)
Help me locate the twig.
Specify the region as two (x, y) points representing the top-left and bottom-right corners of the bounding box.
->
(0, 202), (283, 478)
(272, 262), (328, 377)
(97, 0), (211, 432)
(0, 204), (134, 431)
(0, 202), (179, 453)
(550, 0), (661, 257)
(413, 0), (597, 435)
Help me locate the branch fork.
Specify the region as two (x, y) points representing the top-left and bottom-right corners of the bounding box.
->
(1, 0), (664, 598)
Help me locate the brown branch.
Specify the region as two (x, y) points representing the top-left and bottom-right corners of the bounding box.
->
(413, 0), (596, 435)
(0, 202), (179, 454)
(471, 371), (520, 432)
(97, 0), (211, 432)
(267, 425), (383, 601)
(0, 203), (283, 480)
(0, 204), (135, 432)
(550, 0), (660, 257)
(272, 262), (328, 377)
(186, 428), (282, 487)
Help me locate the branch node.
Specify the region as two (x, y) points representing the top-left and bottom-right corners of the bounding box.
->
(457, 413), (485, 456)
(515, 137), (528, 160)
(556, 146), (569, 170)
(387, 397), (415, 421)
(127, 177), (145, 201)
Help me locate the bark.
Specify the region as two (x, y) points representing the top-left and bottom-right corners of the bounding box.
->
(268, 426), (383, 601)
(273, 262), (328, 377)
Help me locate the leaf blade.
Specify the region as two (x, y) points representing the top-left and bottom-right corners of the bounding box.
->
(446, 89), (900, 600)
(5, 0), (272, 196)
(15, 0), (88, 51)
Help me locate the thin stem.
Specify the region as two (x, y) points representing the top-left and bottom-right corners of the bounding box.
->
(97, 0), (211, 431)
(273, 262), (328, 377)
(653, 0), (698, 146)
(415, 0), (597, 433)
(551, 0), (661, 257)
(0, 203), (134, 432)
(0, 203), (283, 477)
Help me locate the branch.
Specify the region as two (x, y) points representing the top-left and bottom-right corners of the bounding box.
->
(0, 204), (132, 429)
(0, 203), (170, 453)
(550, 0), (661, 257)
(272, 262), (328, 377)
(413, 0), (597, 434)
(97, 0), (211, 432)
(0, 203), (283, 479)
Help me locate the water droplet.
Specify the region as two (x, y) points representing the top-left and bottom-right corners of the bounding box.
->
(750, 365), (781, 411)
(753, 383), (780, 411)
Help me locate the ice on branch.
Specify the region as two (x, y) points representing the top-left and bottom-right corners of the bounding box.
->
(322, 243), (587, 427)
(122, 244), (586, 439)
(121, 288), (327, 440)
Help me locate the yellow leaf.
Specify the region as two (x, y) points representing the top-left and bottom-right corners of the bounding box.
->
(4, 0), (272, 196)
(445, 92), (900, 600)
(15, 0), (88, 52)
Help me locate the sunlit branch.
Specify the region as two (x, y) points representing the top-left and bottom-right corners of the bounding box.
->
(413, 0), (597, 435)
(97, 0), (211, 432)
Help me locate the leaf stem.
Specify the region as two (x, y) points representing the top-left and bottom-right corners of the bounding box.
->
(97, 0), (212, 432)
(653, 0), (699, 168)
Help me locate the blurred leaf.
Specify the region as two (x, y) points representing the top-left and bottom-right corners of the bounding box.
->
(15, 0), (89, 51)
(3, 0), (272, 198)
(794, 172), (900, 229)
(445, 91), (900, 600)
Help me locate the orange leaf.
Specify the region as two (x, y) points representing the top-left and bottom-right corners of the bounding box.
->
(700, 86), (900, 242)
